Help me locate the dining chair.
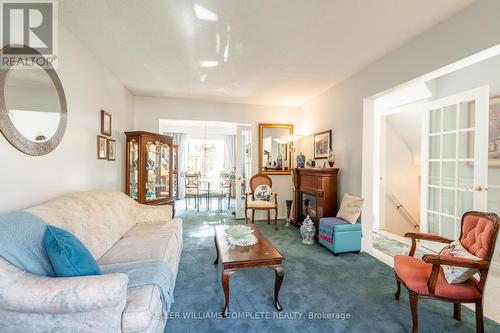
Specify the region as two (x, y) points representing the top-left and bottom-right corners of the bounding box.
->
(219, 170), (235, 210)
(180, 171), (208, 212)
(245, 173), (278, 228)
(393, 211), (499, 333)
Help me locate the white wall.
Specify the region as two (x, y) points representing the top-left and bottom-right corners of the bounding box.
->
(297, 0), (500, 251)
(0, 25), (133, 212)
(133, 95), (301, 218)
(384, 120), (420, 236)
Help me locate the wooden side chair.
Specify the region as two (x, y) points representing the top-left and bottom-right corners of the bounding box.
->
(394, 211), (499, 333)
(219, 170), (234, 210)
(180, 171), (208, 212)
(245, 173), (278, 228)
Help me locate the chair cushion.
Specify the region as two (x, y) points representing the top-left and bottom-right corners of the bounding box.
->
(44, 226), (101, 277)
(460, 214), (496, 259)
(247, 200), (275, 208)
(439, 240), (481, 284)
(394, 255), (481, 300)
(336, 193), (364, 223)
(122, 285), (164, 333)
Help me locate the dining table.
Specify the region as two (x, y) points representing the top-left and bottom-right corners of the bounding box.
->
(199, 177), (222, 210)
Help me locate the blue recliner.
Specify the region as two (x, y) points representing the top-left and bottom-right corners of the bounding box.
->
(318, 217), (361, 255)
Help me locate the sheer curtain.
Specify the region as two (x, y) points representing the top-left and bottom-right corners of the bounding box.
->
(165, 132), (188, 199)
(224, 135), (236, 171)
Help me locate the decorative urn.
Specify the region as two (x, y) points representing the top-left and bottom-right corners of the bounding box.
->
(300, 215), (316, 244)
(296, 152), (305, 168)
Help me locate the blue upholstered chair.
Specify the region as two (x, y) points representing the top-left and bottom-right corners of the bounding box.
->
(318, 217), (361, 255)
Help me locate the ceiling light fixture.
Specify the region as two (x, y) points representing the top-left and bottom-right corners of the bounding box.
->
(200, 60), (218, 68)
(194, 4), (218, 22)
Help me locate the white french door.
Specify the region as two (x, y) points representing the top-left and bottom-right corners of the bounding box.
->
(235, 124), (252, 219)
(421, 86), (489, 245)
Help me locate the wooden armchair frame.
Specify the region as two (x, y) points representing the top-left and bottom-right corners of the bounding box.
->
(394, 211), (499, 333)
(244, 173), (278, 228)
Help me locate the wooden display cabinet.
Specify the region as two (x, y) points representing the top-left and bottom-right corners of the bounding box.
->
(125, 131), (175, 211)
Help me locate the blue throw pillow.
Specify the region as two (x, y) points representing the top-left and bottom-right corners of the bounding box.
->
(44, 225), (101, 277)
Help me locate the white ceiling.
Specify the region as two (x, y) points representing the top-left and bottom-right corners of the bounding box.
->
(59, 0), (474, 107)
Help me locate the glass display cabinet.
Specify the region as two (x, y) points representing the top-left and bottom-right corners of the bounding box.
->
(125, 131), (175, 211)
(172, 144), (179, 199)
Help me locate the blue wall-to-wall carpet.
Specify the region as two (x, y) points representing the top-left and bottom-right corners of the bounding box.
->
(166, 208), (499, 333)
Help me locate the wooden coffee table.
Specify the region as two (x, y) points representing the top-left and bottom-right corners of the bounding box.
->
(213, 224), (285, 317)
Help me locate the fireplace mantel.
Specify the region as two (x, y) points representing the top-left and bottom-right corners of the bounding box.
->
(292, 168), (339, 230)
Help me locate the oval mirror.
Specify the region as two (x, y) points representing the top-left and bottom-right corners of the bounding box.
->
(0, 49), (67, 155)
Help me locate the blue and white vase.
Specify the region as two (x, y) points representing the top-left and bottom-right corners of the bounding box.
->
(296, 152), (305, 168)
(300, 215), (316, 244)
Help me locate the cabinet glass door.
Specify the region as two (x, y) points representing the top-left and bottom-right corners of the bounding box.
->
(145, 142), (159, 201)
(422, 86), (489, 244)
(129, 140), (139, 200)
(160, 143), (170, 198)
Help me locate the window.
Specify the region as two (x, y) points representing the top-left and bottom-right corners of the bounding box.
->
(187, 138), (225, 177)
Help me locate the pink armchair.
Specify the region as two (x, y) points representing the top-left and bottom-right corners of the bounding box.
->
(393, 211), (499, 333)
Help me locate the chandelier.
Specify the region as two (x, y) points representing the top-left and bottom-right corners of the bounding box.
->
(195, 121), (216, 153)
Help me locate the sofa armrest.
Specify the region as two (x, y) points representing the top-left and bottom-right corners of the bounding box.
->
(132, 203), (173, 223)
(0, 267), (128, 314)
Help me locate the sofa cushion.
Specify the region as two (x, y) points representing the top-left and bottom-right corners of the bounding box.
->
(124, 219), (182, 238)
(44, 226), (101, 277)
(26, 192), (137, 260)
(122, 285), (165, 333)
(99, 233), (182, 277)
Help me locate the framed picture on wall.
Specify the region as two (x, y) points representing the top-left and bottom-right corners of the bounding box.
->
(101, 110), (112, 136)
(313, 130), (332, 159)
(107, 139), (116, 161)
(469, 95), (500, 166)
(97, 135), (108, 159)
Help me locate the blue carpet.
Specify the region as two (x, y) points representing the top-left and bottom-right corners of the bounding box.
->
(165, 209), (500, 333)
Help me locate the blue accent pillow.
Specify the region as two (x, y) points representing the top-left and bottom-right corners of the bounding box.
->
(44, 225), (101, 277)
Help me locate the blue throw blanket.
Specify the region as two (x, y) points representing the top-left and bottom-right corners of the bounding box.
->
(102, 260), (175, 315)
(0, 211), (55, 276)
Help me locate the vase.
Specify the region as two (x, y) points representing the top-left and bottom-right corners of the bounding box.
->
(285, 200), (293, 226)
(300, 215), (316, 244)
(296, 152), (305, 168)
(328, 149), (335, 167)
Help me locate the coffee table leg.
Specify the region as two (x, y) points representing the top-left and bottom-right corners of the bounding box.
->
(213, 235), (219, 264)
(269, 265), (284, 311)
(221, 269), (237, 317)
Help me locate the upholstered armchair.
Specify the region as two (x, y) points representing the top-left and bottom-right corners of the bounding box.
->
(393, 211), (499, 333)
(245, 174), (278, 228)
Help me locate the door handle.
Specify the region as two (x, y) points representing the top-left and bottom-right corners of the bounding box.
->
(469, 185), (487, 192)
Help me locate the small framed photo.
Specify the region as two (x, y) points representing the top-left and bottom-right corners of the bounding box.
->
(97, 135), (107, 160)
(314, 130), (332, 159)
(107, 139), (116, 161)
(100, 110), (112, 136)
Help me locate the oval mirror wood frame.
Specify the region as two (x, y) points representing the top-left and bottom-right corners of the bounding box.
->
(0, 46), (67, 156)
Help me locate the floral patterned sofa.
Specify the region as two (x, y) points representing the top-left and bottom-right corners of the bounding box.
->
(0, 191), (183, 333)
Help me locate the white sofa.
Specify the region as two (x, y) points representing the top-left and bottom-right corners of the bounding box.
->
(0, 191), (183, 333)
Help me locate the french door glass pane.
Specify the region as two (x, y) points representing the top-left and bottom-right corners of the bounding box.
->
(429, 162), (440, 185)
(430, 109), (441, 133)
(441, 189), (455, 215)
(458, 162), (474, 188)
(428, 187), (439, 212)
(459, 101), (474, 129)
(441, 216), (456, 240)
(442, 133), (456, 159)
(457, 190), (473, 216)
(428, 213), (440, 234)
(458, 131), (474, 158)
(443, 105), (457, 131)
(442, 162), (455, 187)
(430, 136), (440, 159)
